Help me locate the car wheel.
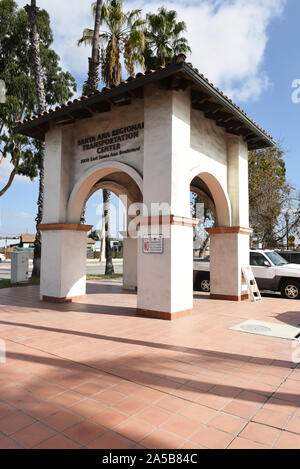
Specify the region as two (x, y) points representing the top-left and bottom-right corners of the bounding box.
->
(281, 281), (300, 299)
(199, 278), (211, 293)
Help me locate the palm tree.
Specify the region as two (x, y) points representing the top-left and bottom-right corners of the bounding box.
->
(144, 7), (191, 69)
(85, 0), (103, 95)
(78, 0), (145, 87)
(78, 1), (145, 274)
(25, 0), (46, 278)
(103, 189), (114, 275)
(82, 0), (114, 271)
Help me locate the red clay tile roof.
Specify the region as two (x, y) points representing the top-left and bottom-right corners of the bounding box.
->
(14, 60), (274, 149)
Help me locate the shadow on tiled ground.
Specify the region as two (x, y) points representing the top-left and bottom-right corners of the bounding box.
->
(0, 281), (299, 449)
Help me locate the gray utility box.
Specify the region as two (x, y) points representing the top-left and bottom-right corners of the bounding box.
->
(11, 251), (29, 284)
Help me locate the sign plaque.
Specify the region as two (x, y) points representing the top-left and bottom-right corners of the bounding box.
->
(143, 235), (164, 254)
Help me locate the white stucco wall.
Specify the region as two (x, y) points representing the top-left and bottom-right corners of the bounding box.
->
(70, 99), (144, 188)
(43, 126), (73, 223)
(137, 87), (194, 314)
(191, 109), (227, 164)
(227, 135), (250, 228)
(123, 237), (137, 290)
(40, 230), (87, 299)
(210, 232), (250, 297)
(137, 223), (194, 314)
(40, 81), (251, 308)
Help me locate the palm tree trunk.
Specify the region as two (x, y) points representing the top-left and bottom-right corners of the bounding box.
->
(198, 235), (210, 258)
(25, 0), (46, 278)
(103, 189), (114, 275)
(86, 0), (103, 94)
(86, 0), (114, 275)
(99, 212), (106, 263)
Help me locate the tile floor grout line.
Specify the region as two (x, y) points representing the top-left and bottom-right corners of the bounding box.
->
(2, 333), (299, 435)
(0, 402), (98, 449)
(1, 301), (300, 449)
(226, 364), (300, 449)
(0, 397), (137, 449)
(0, 430), (25, 449)
(0, 336), (247, 413)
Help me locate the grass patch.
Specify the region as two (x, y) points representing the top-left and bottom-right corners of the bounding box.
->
(94, 251), (123, 259)
(0, 278), (40, 289)
(0, 275), (123, 289)
(86, 274), (123, 281)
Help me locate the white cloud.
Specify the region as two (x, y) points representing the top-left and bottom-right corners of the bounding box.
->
(14, 0), (286, 102)
(0, 157), (35, 186)
(0, 209), (33, 219)
(17, 211), (34, 219)
(130, 0), (286, 102)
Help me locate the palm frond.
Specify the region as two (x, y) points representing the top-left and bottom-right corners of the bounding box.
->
(77, 29), (94, 47)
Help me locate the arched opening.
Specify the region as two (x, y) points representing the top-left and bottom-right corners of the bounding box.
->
(189, 171), (231, 294)
(67, 162), (143, 293)
(67, 162), (143, 223)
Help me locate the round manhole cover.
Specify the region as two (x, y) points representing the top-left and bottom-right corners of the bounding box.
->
(241, 324), (272, 333)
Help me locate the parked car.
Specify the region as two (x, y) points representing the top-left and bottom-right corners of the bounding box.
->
(278, 251), (300, 265)
(193, 250), (300, 299)
(0, 253), (5, 262)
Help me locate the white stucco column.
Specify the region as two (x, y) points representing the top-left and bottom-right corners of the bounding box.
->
(39, 223), (92, 302)
(43, 125), (73, 224)
(137, 217), (197, 319)
(205, 134), (251, 301)
(39, 126), (90, 302)
(122, 236), (138, 291)
(137, 86), (196, 319)
(207, 227), (251, 301)
(227, 135), (249, 228)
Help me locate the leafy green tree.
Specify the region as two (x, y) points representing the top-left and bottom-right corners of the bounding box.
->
(78, 0), (145, 87)
(191, 192), (214, 258)
(0, 0), (76, 197)
(0, 95), (39, 196)
(249, 145), (299, 248)
(144, 7), (191, 69)
(288, 236), (296, 249)
(276, 198), (300, 248)
(25, 0), (47, 278)
(89, 230), (100, 241)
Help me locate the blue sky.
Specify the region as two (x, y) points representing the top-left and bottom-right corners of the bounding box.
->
(0, 0), (299, 239)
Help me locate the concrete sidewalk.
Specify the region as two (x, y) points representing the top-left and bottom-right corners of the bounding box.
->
(0, 282), (299, 449)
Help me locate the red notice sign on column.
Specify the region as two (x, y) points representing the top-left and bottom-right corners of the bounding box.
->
(143, 235), (164, 254)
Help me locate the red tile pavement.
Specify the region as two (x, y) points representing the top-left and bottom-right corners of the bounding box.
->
(239, 421), (281, 447)
(228, 437), (269, 449)
(0, 281), (299, 449)
(10, 422), (57, 449)
(34, 434), (81, 449)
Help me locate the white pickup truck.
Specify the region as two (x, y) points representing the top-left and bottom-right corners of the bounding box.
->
(193, 250), (300, 299)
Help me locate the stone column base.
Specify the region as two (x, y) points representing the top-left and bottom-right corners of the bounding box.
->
(123, 286), (138, 292)
(210, 293), (249, 302)
(136, 308), (194, 321)
(42, 295), (86, 303)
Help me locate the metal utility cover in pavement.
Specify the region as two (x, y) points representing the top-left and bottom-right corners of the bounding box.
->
(230, 320), (300, 340)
